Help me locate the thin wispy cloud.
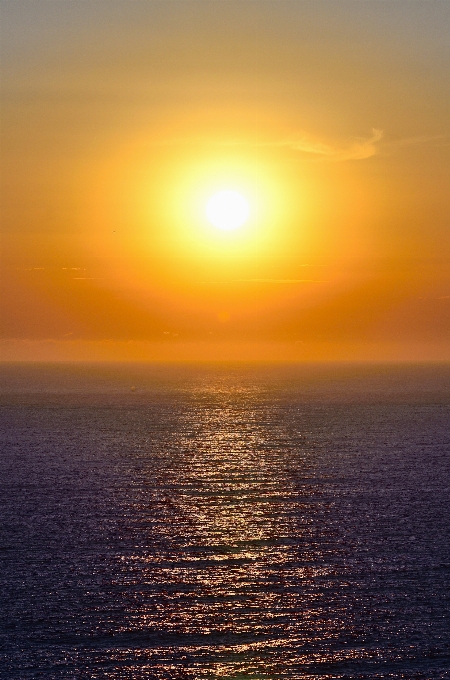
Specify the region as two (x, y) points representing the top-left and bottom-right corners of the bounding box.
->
(384, 134), (447, 150)
(264, 130), (446, 158)
(236, 278), (328, 284)
(197, 279), (327, 285)
(152, 129), (384, 162)
(284, 128), (383, 161)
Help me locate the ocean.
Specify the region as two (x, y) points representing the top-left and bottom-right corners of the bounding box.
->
(0, 362), (449, 679)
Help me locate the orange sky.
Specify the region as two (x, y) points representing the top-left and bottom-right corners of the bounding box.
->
(1, 0), (449, 361)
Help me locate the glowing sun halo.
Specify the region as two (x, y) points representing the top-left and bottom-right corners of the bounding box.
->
(206, 190), (250, 231)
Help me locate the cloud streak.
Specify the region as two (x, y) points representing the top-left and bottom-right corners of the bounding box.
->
(283, 128), (383, 161)
(152, 127), (447, 161)
(197, 279), (327, 285)
(153, 129), (384, 162)
(235, 278), (328, 284)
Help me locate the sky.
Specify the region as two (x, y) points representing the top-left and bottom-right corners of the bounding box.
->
(1, 0), (449, 361)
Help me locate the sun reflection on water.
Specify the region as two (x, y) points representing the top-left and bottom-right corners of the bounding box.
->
(113, 373), (354, 677)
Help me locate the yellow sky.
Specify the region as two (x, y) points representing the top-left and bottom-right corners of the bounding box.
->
(1, 0), (449, 361)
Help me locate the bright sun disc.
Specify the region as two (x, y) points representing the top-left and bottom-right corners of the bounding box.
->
(206, 190), (250, 231)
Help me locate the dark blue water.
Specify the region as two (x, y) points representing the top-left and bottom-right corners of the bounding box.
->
(1, 363), (449, 679)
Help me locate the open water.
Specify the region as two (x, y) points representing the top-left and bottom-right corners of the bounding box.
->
(0, 362), (449, 679)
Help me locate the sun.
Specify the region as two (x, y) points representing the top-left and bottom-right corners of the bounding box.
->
(205, 190), (250, 231)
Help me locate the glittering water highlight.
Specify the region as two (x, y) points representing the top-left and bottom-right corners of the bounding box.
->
(1, 363), (449, 678)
